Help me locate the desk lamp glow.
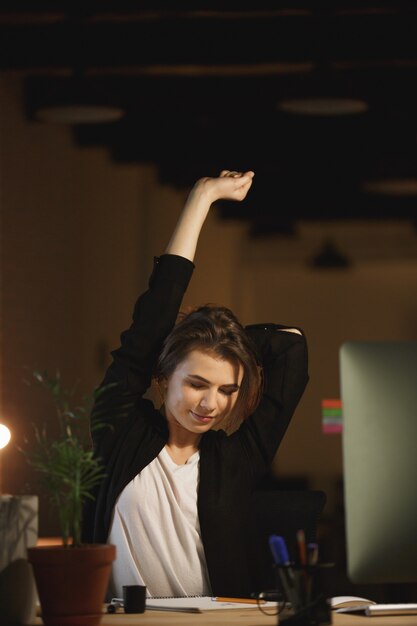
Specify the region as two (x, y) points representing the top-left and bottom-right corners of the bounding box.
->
(0, 423), (11, 494)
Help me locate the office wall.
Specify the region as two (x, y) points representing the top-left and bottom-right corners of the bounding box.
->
(1, 73), (417, 533)
(238, 239), (417, 505)
(0, 76), (151, 517)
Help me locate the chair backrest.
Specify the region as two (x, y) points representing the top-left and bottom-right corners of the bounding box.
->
(248, 489), (326, 593)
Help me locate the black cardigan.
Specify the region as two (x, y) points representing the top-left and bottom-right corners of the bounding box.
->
(82, 254), (309, 597)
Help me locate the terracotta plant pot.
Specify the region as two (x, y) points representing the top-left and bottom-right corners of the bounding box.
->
(28, 544), (115, 626)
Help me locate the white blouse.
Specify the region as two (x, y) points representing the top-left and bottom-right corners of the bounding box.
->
(108, 446), (211, 598)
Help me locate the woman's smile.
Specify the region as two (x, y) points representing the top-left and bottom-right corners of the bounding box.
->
(190, 410), (215, 424)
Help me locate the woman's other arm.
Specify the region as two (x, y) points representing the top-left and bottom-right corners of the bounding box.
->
(236, 324), (309, 477)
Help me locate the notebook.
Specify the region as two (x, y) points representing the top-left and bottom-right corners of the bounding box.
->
(110, 596), (278, 614)
(330, 597), (417, 617)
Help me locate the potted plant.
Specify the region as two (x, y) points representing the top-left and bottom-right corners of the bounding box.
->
(23, 371), (115, 626)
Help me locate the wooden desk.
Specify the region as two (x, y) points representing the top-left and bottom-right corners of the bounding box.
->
(334, 614), (417, 626)
(102, 612), (417, 626)
(101, 610), (276, 626)
(31, 610), (417, 626)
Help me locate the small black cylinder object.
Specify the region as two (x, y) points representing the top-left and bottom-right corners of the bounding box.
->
(123, 585), (146, 613)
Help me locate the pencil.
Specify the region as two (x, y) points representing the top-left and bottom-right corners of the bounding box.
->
(296, 529), (307, 566)
(214, 597), (260, 604)
(297, 529), (308, 600)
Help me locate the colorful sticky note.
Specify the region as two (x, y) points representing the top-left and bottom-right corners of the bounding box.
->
(321, 399), (343, 434)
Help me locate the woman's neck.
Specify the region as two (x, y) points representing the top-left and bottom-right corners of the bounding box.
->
(167, 418), (201, 448)
(166, 423), (201, 465)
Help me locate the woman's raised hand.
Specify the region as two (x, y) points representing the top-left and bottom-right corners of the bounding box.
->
(165, 170), (254, 261)
(193, 170), (255, 204)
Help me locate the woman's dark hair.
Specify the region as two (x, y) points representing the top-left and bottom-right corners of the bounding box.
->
(154, 305), (262, 428)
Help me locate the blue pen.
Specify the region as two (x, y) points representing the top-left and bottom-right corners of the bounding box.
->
(269, 535), (301, 611)
(269, 534), (290, 566)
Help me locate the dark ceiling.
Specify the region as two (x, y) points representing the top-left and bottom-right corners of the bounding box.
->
(2, 2), (417, 232)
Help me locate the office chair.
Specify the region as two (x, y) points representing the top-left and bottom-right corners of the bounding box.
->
(248, 489), (327, 593)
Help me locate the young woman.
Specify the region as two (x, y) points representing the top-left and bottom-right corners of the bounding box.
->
(83, 170), (309, 598)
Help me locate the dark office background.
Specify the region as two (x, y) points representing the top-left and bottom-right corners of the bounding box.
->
(1, 1), (417, 600)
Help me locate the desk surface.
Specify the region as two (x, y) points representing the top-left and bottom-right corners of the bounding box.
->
(32, 610), (417, 626)
(331, 614), (417, 626)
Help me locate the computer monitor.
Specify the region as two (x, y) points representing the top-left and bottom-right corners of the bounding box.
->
(340, 341), (417, 585)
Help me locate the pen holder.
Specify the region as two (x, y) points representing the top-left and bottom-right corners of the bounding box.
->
(274, 564), (333, 626)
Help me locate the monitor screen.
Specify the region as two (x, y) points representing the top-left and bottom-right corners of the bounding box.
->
(340, 341), (417, 585)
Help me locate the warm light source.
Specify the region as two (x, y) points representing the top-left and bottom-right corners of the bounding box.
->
(278, 97), (368, 116)
(36, 104), (124, 125)
(0, 423), (11, 494)
(28, 75), (125, 125)
(0, 423), (11, 449)
(361, 178), (417, 196)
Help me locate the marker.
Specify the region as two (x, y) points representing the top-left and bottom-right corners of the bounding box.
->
(269, 535), (301, 611)
(306, 543), (319, 602)
(307, 542), (319, 566)
(269, 534), (291, 566)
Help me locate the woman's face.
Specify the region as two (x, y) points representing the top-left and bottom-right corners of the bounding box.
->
(163, 349), (243, 435)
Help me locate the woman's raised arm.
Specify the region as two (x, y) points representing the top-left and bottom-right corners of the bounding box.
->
(165, 170), (254, 262)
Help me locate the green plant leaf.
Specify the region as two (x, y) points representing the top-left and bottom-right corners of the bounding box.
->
(22, 370), (109, 547)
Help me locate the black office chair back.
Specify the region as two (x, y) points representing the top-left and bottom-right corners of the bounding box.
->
(248, 489), (327, 593)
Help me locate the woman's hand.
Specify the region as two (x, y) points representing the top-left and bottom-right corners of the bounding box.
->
(164, 170), (254, 261)
(191, 170), (255, 205)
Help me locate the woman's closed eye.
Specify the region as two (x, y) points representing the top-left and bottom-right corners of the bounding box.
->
(219, 386), (239, 396)
(189, 381), (205, 390)
(187, 380), (238, 396)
